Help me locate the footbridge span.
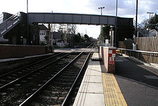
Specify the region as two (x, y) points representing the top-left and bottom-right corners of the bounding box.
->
(0, 12), (133, 45)
(28, 12), (116, 25)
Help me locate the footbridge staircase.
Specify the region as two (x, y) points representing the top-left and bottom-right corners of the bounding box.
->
(0, 13), (20, 38)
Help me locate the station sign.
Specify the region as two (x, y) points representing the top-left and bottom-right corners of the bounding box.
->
(109, 50), (116, 64)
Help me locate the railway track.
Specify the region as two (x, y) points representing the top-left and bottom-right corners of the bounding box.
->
(20, 52), (91, 106)
(0, 54), (54, 75)
(0, 53), (65, 89)
(0, 42), (96, 106)
(0, 52), (80, 106)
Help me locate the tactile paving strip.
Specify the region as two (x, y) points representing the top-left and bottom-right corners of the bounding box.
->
(102, 73), (127, 106)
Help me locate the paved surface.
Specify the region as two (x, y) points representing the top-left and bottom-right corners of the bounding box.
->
(74, 53), (158, 106)
(73, 53), (105, 106)
(102, 72), (127, 106)
(115, 56), (158, 106)
(73, 53), (127, 106)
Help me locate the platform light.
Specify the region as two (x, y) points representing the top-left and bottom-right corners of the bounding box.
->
(98, 7), (105, 15)
(98, 7), (105, 44)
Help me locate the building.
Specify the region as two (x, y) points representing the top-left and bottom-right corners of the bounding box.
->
(38, 24), (49, 44)
(51, 32), (66, 47)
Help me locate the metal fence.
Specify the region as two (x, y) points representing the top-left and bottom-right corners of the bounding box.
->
(117, 48), (158, 64)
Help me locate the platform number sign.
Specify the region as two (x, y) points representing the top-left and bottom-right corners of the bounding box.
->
(109, 50), (116, 64)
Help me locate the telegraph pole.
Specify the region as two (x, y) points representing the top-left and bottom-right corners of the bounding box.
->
(115, 0), (118, 47)
(135, 0), (138, 37)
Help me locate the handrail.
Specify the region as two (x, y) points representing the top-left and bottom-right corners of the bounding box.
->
(117, 48), (158, 64)
(133, 20), (149, 36)
(1, 12), (20, 24)
(0, 12), (20, 36)
(0, 14), (3, 24)
(118, 48), (158, 54)
(133, 20), (144, 28)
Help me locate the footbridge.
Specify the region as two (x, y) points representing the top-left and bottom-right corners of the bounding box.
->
(0, 12), (117, 38)
(0, 12), (133, 45)
(28, 12), (116, 25)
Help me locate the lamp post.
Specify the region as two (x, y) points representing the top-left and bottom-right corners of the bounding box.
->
(98, 7), (105, 15)
(27, 0), (28, 13)
(98, 7), (105, 44)
(26, 0), (29, 44)
(115, 0), (118, 47)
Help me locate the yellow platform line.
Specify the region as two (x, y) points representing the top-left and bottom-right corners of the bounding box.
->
(102, 73), (127, 106)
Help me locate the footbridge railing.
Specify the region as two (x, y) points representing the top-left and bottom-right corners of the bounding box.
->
(0, 12), (20, 37)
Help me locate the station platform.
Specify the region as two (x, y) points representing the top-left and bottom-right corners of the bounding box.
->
(73, 53), (158, 106)
(73, 53), (127, 106)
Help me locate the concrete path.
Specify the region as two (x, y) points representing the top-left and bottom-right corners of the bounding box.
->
(73, 53), (105, 106)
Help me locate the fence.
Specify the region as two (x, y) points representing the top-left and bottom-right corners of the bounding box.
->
(134, 37), (158, 52)
(117, 48), (158, 64)
(118, 37), (158, 64)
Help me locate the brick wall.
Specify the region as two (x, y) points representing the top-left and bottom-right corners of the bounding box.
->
(0, 45), (47, 59)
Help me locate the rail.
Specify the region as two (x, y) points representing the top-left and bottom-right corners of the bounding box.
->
(19, 52), (83, 106)
(117, 48), (158, 65)
(62, 50), (92, 106)
(19, 46), (95, 106)
(0, 53), (68, 90)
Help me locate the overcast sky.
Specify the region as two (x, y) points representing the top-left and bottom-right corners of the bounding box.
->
(0, 0), (158, 38)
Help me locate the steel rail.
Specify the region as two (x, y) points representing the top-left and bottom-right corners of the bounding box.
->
(0, 53), (61, 78)
(19, 52), (83, 106)
(87, 42), (95, 48)
(62, 44), (95, 105)
(0, 53), (69, 90)
(62, 51), (92, 106)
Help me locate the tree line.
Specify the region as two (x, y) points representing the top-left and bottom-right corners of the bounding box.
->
(141, 13), (158, 30)
(68, 33), (92, 43)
